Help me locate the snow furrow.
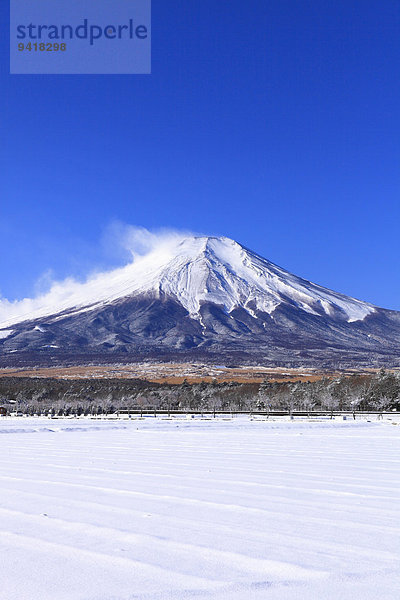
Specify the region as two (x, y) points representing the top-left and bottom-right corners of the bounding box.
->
(0, 418), (399, 600)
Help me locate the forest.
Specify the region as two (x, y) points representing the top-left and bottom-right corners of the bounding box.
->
(0, 369), (399, 416)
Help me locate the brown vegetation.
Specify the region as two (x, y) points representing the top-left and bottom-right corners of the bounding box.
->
(0, 362), (373, 384)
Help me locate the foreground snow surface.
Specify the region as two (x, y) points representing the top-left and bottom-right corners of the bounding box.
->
(0, 417), (399, 600)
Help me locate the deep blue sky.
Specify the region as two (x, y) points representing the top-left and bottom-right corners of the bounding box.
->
(1, 1), (400, 309)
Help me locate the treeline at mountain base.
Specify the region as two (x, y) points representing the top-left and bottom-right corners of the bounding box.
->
(0, 369), (399, 416)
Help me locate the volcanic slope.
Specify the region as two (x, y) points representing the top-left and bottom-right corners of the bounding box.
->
(1, 236), (400, 367)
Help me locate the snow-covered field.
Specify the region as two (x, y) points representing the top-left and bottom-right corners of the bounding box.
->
(0, 416), (399, 600)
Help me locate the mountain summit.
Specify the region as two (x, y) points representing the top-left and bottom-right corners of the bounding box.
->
(1, 235), (400, 368)
(140, 235), (374, 322)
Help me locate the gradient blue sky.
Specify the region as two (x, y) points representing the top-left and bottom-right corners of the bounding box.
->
(1, 1), (400, 309)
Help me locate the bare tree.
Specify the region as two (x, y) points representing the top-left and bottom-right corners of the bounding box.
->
(320, 390), (339, 418)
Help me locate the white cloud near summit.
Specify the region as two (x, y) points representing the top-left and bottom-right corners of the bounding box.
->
(0, 224), (199, 329)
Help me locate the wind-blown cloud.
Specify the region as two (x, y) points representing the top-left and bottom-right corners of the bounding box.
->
(106, 223), (196, 259)
(0, 225), (199, 329)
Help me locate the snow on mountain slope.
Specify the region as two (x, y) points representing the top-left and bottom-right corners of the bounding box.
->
(0, 235), (374, 329)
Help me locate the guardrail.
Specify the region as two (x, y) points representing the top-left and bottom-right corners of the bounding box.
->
(115, 409), (397, 417)
(2, 409), (397, 418)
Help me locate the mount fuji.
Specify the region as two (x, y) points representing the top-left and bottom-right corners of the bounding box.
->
(1, 235), (400, 368)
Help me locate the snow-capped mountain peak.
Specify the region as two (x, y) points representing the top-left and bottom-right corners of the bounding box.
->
(0, 234), (374, 329)
(144, 235), (374, 322)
